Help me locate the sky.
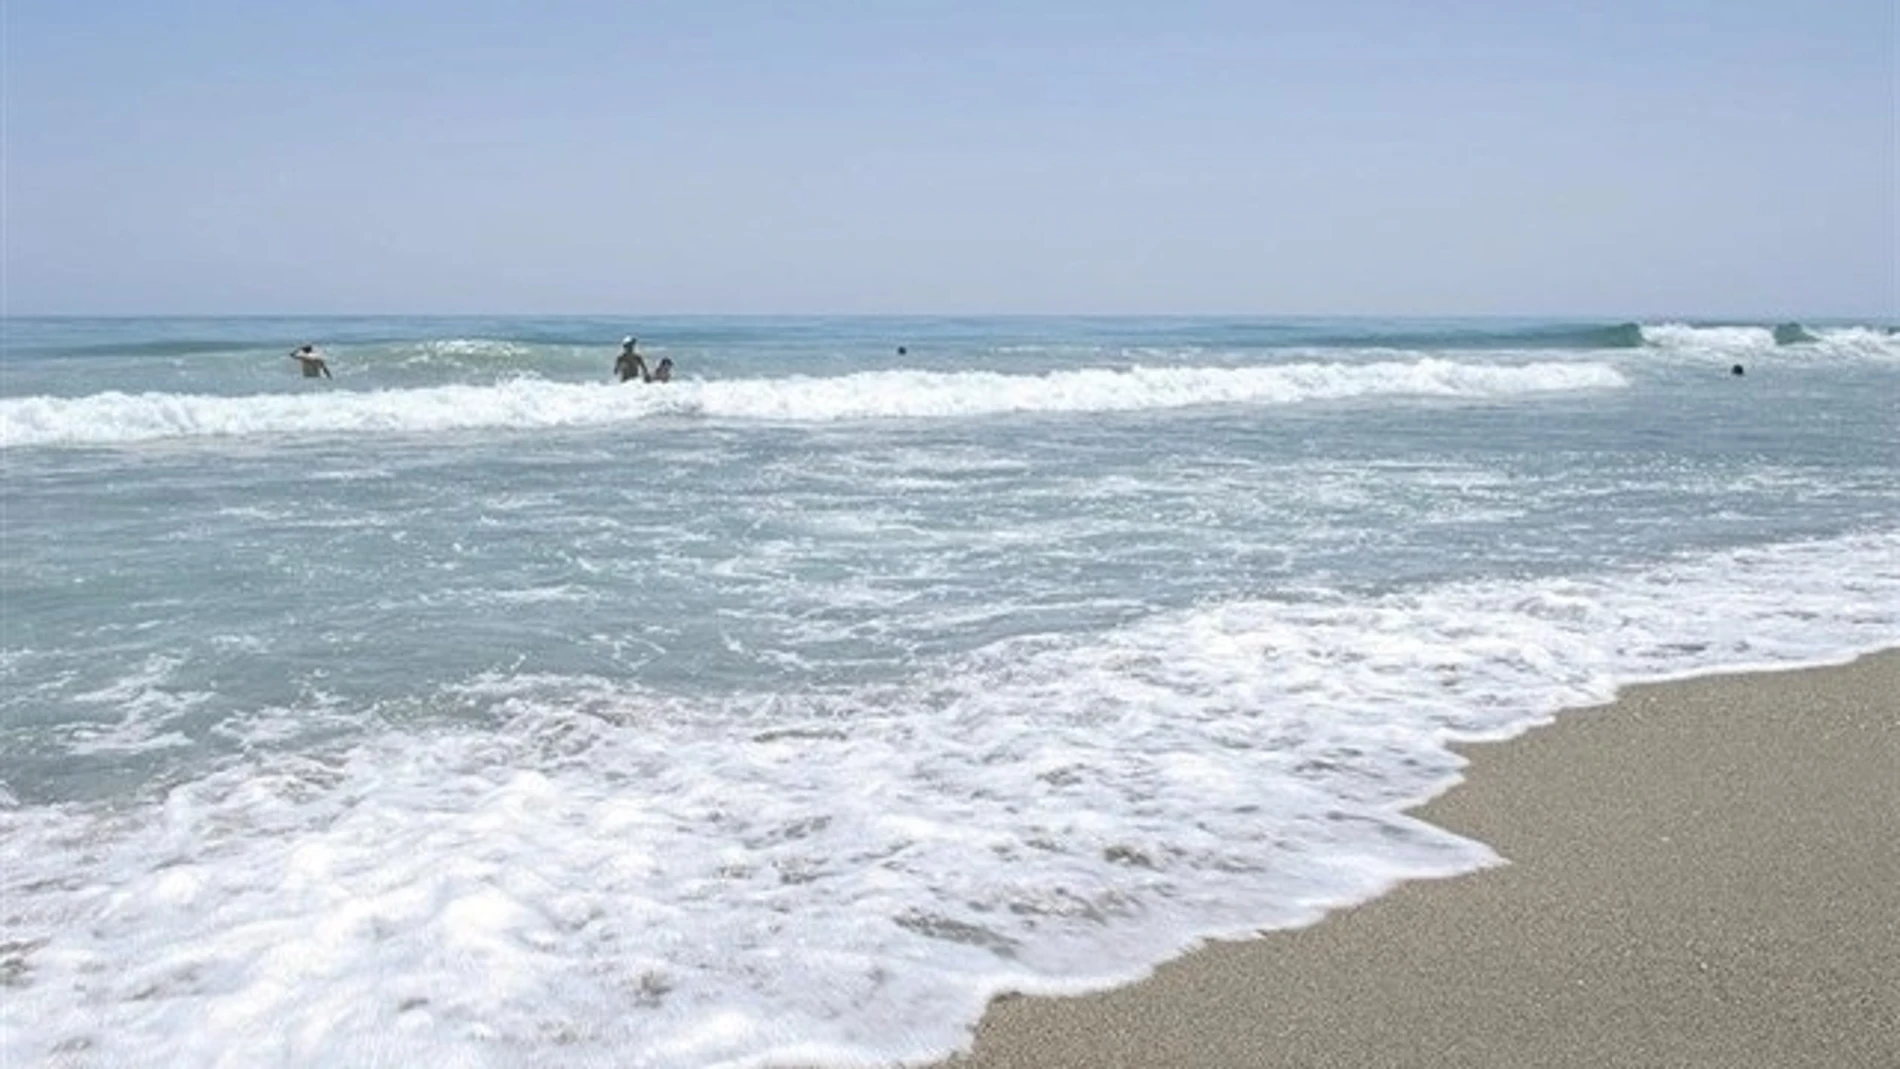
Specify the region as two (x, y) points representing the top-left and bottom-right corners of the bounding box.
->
(4, 0), (1894, 316)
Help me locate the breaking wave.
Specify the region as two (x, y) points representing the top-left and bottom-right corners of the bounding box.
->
(0, 359), (1627, 449)
(0, 531), (1894, 1068)
(1298, 321), (1647, 351)
(1639, 322), (1900, 353)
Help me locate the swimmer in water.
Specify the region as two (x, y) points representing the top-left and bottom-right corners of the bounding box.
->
(614, 336), (648, 383)
(289, 344), (331, 379)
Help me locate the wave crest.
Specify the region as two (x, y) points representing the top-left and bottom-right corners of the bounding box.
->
(0, 361), (1627, 448)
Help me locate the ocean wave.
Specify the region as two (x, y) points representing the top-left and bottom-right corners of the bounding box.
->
(0, 529), (1892, 1068)
(1300, 321), (1648, 351)
(1801, 325), (1900, 352)
(33, 339), (278, 359)
(1640, 323), (1780, 350)
(1341, 320), (1899, 354)
(1636, 322), (1900, 363)
(0, 360), (1628, 448)
(1772, 322), (1819, 345)
(385, 338), (571, 373)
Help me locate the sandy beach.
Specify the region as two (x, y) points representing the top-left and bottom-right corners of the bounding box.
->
(940, 650), (1900, 1068)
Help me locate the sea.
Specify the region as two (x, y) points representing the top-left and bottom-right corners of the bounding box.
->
(2, 315), (1896, 1067)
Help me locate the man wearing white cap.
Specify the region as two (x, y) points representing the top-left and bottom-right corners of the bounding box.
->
(614, 336), (648, 383)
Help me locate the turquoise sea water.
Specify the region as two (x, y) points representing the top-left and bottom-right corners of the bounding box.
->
(3, 316), (1897, 1066)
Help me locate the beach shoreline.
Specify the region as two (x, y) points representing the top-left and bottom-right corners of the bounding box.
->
(936, 650), (1900, 1068)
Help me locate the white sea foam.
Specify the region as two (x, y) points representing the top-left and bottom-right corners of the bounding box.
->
(1641, 323), (1780, 350)
(1, 530), (1894, 1068)
(395, 338), (536, 366)
(61, 654), (208, 756)
(0, 360), (1625, 448)
(1803, 326), (1900, 360)
(1639, 322), (1900, 361)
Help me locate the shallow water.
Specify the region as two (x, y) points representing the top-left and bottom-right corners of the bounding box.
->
(2, 316), (1896, 1066)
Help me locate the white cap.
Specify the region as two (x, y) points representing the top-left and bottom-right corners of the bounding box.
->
(622, 336), (634, 345)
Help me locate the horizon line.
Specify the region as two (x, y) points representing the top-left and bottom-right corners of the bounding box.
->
(4, 311), (1894, 323)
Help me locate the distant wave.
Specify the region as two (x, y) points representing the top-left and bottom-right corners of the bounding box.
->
(1639, 322), (1900, 354)
(1639, 323), (1781, 350)
(1297, 322), (1647, 351)
(1303, 321), (1896, 354)
(0, 360), (1626, 448)
(33, 339), (276, 359)
(1772, 322), (1819, 345)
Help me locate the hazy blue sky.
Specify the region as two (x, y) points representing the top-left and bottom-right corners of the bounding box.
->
(6, 1), (1893, 316)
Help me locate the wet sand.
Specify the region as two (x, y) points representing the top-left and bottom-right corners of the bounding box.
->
(939, 651), (1900, 1068)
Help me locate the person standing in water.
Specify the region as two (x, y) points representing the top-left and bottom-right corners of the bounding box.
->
(650, 357), (674, 382)
(614, 337), (649, 383)
(289, 344), (332, 379)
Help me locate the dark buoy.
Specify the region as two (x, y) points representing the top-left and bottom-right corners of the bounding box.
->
(897, 346), (908, 356)
(1731, 363), (1745, 376)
